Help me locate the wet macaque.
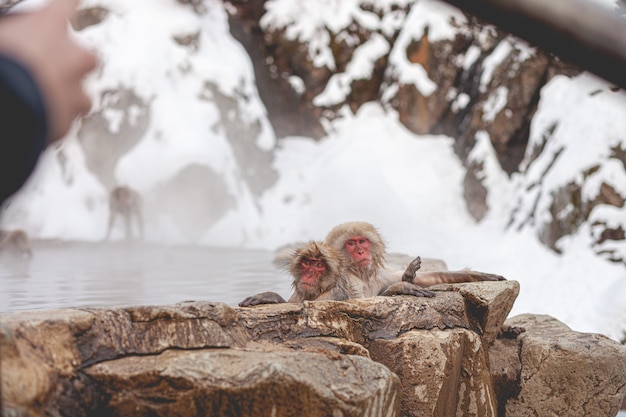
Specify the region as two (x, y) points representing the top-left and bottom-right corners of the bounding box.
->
(239, 241), (357, 306)
(325, 221), (505, 296)
(0, 229), (32, 259)
(106, 186), (144, 241)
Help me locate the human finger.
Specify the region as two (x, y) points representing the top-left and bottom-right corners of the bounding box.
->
(44, 0), (80, 21)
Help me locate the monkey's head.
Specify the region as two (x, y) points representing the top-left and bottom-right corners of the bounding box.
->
(325, 221), (386, 276)
(288, 241), (343, 300)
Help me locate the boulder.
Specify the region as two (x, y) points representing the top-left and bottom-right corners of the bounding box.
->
(2, 281), (626, 417)
(431, 280), (520, 345)
(369, 328), (497, 417)
(491, 314), (626, 417)
(85, 349), (401, 417)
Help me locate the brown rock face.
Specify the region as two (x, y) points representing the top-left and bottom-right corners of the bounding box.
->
(493, 314), (626, 417)
(223, 2), (586, 227)
(369, 328), (497, 417)
(86, 349), (401, 417)
(431, 280), (521, 346)
(2, 281), (626, 417)
(510, 142), (626, 262)
(514, 315), (626, 417)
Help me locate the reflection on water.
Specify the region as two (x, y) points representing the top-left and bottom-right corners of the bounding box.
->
(0, 241), (291, 313)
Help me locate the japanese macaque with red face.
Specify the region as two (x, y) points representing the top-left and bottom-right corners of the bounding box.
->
(239, 240), (433, 307)
(106, 186), (144, 241)
(239, 241), (357, 306)
(324, 221), (505, 294)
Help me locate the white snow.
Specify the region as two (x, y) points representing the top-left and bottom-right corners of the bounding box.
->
(314, 33), (389, 106)
(482, 86), (509, 122)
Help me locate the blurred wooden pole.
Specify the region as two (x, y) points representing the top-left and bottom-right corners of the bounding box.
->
(439, 0), (626, 90)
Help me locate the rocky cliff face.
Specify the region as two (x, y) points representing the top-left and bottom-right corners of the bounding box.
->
(225, 0), (626, 262)
(4, 0), (625, 262)
(227, 0), (573, 203)
(2, 281), (625, 417)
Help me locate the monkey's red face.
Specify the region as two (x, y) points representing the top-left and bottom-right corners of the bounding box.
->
(300, 257), (326, 288)
(344, 236), (371, 267)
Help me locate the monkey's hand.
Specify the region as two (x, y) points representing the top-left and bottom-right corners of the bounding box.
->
(380, 282), (435, 298)
(401, 256), (421, 282)
(238, 291), (287, 307)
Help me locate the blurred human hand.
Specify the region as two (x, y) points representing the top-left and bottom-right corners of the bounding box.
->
(0, 0), (98, 142)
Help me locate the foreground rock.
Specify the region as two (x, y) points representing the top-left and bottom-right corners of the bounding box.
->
(87, 349), (401, 417)
(494, 314), (626, 417)
(369, 328), (497, 417)
(2, 280), (626, 417)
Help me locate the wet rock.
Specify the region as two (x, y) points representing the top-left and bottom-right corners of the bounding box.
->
(86, 348), (401, 417)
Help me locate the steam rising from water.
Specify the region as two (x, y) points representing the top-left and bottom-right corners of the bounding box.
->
(0, 241), (289, 313)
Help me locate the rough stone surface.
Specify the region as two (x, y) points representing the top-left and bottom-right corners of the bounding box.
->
(369, 328), (497, 417)
(1, 309), (95, 416)
(503, 314), (626, 417)
(224, 1), (621, 255)
(2, 282), (626, 417)
(224, 1), (585, 223)
(236, 292), (471, 344)
(86, 348), (401, 417)
(488, 336), (522, 417)
(431, 280), (520, 346)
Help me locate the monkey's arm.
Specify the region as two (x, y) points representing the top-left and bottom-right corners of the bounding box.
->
(380, 281), (435, 298)
(413, 271), (505, 287)
(238, 291), (287, 307)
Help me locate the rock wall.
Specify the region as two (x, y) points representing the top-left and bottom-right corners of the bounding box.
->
(225, 0), (626, 263)
(226, 0), (578, 220)
(2, 280), (625, 417)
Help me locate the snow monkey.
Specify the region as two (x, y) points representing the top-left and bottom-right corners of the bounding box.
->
(0, 229), (32, 259)
(324, 221), (505, 295)
(106, 186), (144, 241)
(239, 241), (433, 307)
(239, 241), (356, 306)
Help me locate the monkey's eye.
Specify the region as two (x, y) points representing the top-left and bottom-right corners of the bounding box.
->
(315, 261), (325, 269)
(346, 240), (356, 247)
(302, 259), (312, 267)
(359, 238), (368, 244)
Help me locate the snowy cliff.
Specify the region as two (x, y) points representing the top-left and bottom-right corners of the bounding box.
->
(1, 0), (625, 341)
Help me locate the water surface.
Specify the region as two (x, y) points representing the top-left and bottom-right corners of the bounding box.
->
(0, 240), (291, 314)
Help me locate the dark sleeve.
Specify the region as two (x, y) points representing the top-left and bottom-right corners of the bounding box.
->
(0, 53), (48, 206)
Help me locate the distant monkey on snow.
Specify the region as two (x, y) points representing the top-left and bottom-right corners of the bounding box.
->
(106, 186), (144, 241)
